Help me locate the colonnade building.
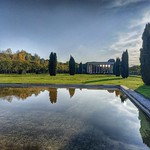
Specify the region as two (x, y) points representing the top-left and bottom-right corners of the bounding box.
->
(86, 59), (115, 74)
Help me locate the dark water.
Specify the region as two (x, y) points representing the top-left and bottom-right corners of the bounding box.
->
(0, 87), (150, 150)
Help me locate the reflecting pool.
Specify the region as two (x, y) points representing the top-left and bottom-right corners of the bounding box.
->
(0, 87), (150, 150)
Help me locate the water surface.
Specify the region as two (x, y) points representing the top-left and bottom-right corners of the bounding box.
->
(0, 87), (150, 150)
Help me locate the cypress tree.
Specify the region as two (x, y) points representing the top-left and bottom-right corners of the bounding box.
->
(48, 52), (57, 76)
(115, 57), (121, 77)
(140, 23), (150, 85)
(69, 56), (76, 75)
(53, 53), (57, 76)
(121, 50), (129, 78)
(113, 62), (116, 75)
(125, 50), (129, 78)
(121, 51), (126, 78)
(48, 52), (53, 76)
(79, 62), (83, 74)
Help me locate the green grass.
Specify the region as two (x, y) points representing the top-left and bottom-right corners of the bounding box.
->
(0, 74), (149, 99)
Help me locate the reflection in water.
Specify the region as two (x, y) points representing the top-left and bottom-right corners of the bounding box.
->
(115, 90), (121, 97)
(48, 88), (57, 104)
(107, 90), (115, 93)
(139, 110), (150, 148)
(0, 143), (41, 150)
(0, 87), (150, 149)
(120, 94), (128, 103)
(68, 88), (76, 98)
(0, 87), (47, 101)
(114, 90), (128, 103)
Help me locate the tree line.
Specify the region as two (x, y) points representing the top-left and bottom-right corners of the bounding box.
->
(0, 49), (48, 74)
(0, 49), (83, 75)
(0, 49), (70, 74)
(0, 48), (130, 78)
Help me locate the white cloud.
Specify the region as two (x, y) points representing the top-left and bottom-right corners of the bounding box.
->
(109, 9), (150, 66)
(109, 31), (141, 66)
(109, 0), (146, 8)
(129, 10), (150, 29)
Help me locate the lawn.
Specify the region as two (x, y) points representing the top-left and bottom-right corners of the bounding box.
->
(0, 74), (149, 99)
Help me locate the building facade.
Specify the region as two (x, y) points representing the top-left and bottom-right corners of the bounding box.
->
(86, 61), (114, 74)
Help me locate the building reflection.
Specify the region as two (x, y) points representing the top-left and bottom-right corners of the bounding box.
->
(68, 88), (76, 98)
(48, 88), (57, 104)
(138, 110), (150, 148)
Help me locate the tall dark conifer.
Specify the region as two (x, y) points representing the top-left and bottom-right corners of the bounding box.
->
(121, 51), (126, 78)
(69, 56), (76, 75)
(140, 23), (150, 85)
(53, 53), (57, 76)
(48, 52), (57, 76)
(48, 52), (53, 76)
(113, 62), (116, 75)
(121, 50), (129, 78)
(79, 62), (83, 74)
(115, 57), (121, 76)
(125, 50), (129, 78)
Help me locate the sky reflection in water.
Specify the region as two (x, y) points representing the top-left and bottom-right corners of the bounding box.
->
(0, 87), (150, 150)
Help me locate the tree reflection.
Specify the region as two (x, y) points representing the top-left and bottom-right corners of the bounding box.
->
(114, 90), (128, 103)
(139, 110), (150, 148)
(0, 87), (48, 102)
(68, 88), (76, 98)
(48, 88), (57, 104)
(120, 94), (128, 103)
(107, 90), (115, 93)
(115, 90), (121, 97)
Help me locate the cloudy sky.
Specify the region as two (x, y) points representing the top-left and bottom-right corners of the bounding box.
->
(0, 0), (150, 66)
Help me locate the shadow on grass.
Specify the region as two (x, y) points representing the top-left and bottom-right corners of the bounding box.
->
(135, 85), (150, 99)
(83, 77), (122, 84)
(130, 75), (141, 78)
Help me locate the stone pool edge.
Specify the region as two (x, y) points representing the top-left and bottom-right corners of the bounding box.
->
(0, 83), (150, 118)
(119, 85), (150, 118)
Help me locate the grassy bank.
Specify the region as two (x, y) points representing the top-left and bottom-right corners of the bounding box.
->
(0, 74), (149, 99)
